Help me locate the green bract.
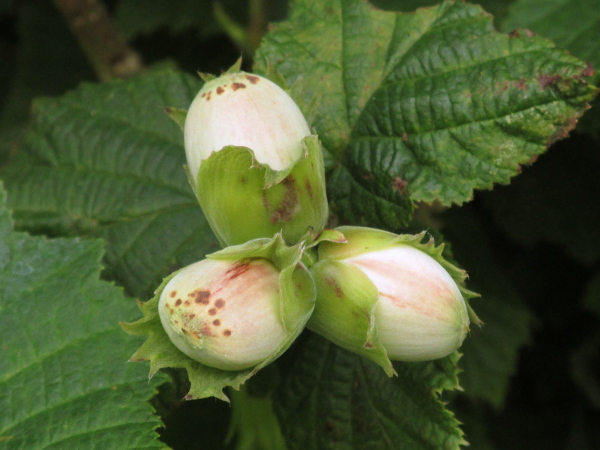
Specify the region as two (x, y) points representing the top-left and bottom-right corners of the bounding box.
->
(183, 71), (328, 246)
(309, 226), (478, 376)
(121, 234), (316, 398)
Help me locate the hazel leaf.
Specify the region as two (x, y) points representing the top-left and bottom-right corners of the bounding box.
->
(273, 332), (466, 450)
(0, 184), (165, 448)
(2, 69), (219, 299)
(255, 0), (598, 229)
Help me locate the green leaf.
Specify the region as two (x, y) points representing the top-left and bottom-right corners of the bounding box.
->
(481, 135), (600, 266)
(502, 0), (600, 138)
(327, 164), (414, 233)
(255, 0), (597, 226)
(274, 332), (466, 449)
(570, 329), (600, 410)
(583, 269), (600, 318)
(0, 184), (165, 448)
(371, 0), (516, 25)
(115, 0), (218, 39)
(459, 296), (532, 408)
(2, 69), (220, 298)
(503, 0), (600, 71)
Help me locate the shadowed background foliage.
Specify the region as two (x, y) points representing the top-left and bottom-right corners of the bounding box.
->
(1, 0), (599, 449)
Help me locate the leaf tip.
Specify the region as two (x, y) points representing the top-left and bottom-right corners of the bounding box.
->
(197, 71), (216, 82)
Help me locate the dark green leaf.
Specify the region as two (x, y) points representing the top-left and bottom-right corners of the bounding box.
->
(502, 0), (600, 138)
(255, 0), (597, 229)
(570, 330), (600, 409)
(327, 164), (414, 233)
(441, 205), (532, 408)
(274, 332), (465, 450)
(2, 69), (219, 298)
(503, 0), (600, 70)
(115, 0), (218, 39)
(370, 0), (515, 23)
(583, 269), (600, 317)
(480, 135), (600, 266)
(0, 0), (94, 166)
(0, 184), (165, 449)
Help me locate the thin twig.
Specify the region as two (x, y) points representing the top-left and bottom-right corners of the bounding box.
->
(52, 0), (143, 81)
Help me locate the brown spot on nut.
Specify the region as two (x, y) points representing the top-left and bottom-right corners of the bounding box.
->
(192, 290), (211, 304)
(175, 299), (182, 307)
(208, 308), (217, 316)
(206, 91), (212, 101)
(170, 291), (177, 298)
(213, 319), (221, 326)
(246, 75), (259, 84)
(200, 323), (215, 337)
(216, 86), (225, 94)
(223, 329), (232, 336)
(215, 299), (225, 308)
(232, 82), (246, 91)
(184, 300), (190, 306)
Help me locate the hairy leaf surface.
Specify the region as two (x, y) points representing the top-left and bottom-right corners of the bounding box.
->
(256, 0), (597, 229)
(0, 185), (164, 449)
(442, 206), (532, 407)
(2, 70), (219, 298)
(504, 0), (600, 70)
(274, 332), (465, 449)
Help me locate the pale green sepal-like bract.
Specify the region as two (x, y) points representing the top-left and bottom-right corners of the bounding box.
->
(196, 136), (328, 247)
(309, 259), (397, 376)
(298, 227), (348, 268)
(164, 106), (188, 130)
(120, 233), (316, 401)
